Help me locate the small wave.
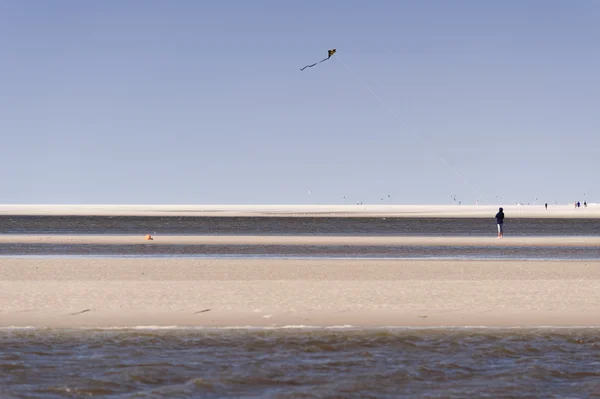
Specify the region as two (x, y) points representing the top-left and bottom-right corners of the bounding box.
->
(0, 326), (37, 330)
(82, 325), (183, 330)
(4, 325), (600, 333)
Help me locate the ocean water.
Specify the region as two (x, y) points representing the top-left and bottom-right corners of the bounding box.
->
(2, 243), (600, 260)
(1, 328), (599, 398)
(2, 215), (600, 236)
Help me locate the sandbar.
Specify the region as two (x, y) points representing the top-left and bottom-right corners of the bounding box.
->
(2, 258), (600, 328)
(0, 204), (598, 218)
(1, 234), (600, 247)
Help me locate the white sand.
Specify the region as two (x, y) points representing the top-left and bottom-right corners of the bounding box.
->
(3, 258), (600, 328)
(1, 234), (600, 247)
(0, 204), (598, 218)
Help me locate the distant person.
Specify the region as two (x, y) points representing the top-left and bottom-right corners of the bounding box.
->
(495, 207), (505, 239)
(545, 203), (548, 210)
(577, 201), (581, 208)
(584, 201), (588, 208)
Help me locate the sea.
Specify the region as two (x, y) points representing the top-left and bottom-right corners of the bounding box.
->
(2, 215), (600, 398)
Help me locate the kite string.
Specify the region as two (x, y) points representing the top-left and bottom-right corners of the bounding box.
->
(335, 55), (487, 204)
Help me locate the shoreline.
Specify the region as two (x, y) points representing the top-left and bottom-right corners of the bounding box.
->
(4, 310), (599, 329)
(3, 258), (600, 328)
(0, 204), (598, 218)
(2, 234), (600, 246)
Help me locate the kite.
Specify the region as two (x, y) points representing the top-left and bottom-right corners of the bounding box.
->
(300, 49), (336, 71)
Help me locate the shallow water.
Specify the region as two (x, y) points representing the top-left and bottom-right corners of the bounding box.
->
(2, 243), (600, 260)
(3, 216), (598, 260)
(1, 328), (600, 398)
(2, 215), (600, 236)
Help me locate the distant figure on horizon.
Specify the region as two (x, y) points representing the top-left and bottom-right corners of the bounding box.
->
(495, 207), (505, 239)
(584, 201), (588, 208)
(545, 203), (548, 210)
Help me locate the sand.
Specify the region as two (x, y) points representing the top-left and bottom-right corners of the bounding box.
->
(0, 204), (598, 218)
(3, 257), (600, 328)
(2, 234), (600, 247)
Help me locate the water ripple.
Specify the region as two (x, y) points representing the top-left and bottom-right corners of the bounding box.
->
(1, 329), (600, 398)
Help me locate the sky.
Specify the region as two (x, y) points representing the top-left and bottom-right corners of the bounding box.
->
(1, 1), (598, 205)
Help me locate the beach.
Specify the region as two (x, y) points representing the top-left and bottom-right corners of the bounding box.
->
(5, 3), (599, 395)
(3, 257), (600, 328)
(3, 208), (600, 397)
(2, 234), (600, 246)
(2, 207), (599, 328)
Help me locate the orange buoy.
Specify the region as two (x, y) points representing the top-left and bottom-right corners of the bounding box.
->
(145, 234), (153, 241)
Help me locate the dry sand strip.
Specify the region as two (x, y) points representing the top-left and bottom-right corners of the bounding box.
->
(1, 234), (600, 247)
(0, 204), (598, 218)
(2, 258), (600, 328)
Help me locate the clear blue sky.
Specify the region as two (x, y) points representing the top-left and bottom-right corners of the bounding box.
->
(1, 1), (598, 205)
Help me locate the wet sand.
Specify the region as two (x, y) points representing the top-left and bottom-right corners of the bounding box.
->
(2, 258), (600, 328)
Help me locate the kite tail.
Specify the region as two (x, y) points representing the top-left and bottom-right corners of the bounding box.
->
(300, 49), (336, 71)
(300, 62), (318, 71)
(300, 57), (332, 71)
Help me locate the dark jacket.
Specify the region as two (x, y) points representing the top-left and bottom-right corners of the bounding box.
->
(495, 211), (505, 224)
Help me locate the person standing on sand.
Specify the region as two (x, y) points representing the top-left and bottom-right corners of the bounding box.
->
(545, 203), (548, 210)
(495, 207), (505, 238)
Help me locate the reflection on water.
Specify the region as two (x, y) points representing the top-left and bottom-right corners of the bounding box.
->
(1, 328), (599, 398)
(1, 243), (600, 260)
(2, 215), (600, 236)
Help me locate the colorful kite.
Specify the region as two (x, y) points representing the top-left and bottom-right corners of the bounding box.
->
(300, 49), (336, 71)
